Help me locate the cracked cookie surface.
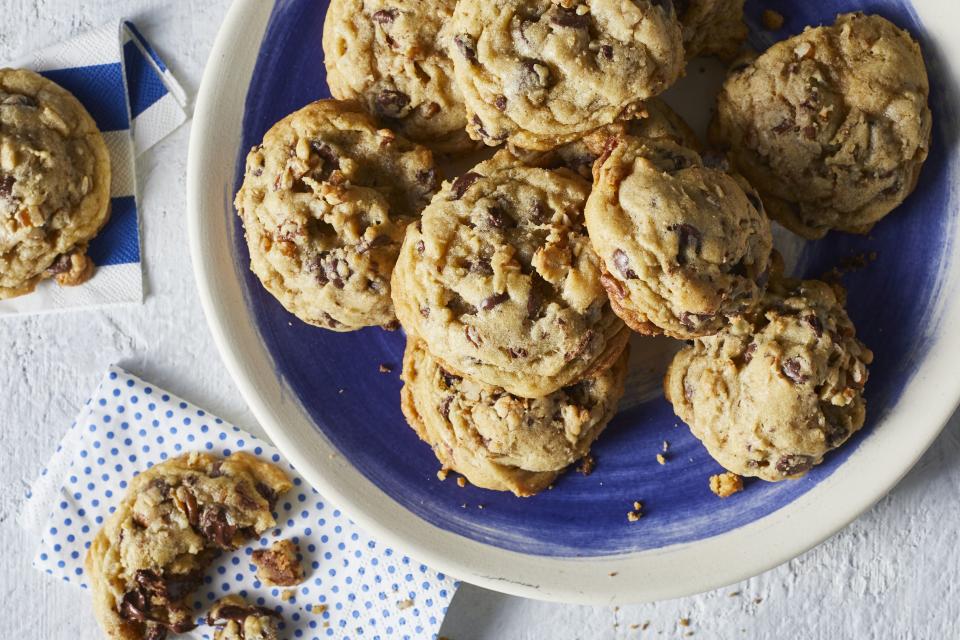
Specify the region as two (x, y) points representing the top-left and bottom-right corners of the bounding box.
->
(322, 0), (475, 154)
(586, 135), (772, 339)
(235, 99), (437, 331)
(86, 452), (292, 640)
(392, 150), (628, 398)
(400, 338), (628, 496)
(710, 12), (931, 238)
(0, 68), (111, 299)
(449, 0), (685, 150)
(664, 276), (873, 481)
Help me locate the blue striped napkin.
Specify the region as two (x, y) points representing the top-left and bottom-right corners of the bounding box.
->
(0, 21), (186, 316)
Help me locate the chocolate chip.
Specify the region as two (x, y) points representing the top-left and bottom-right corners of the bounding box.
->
(781, 357), (809, 384)
(803, 125), (817, 140)
(669, 224), (702, 266)
(199, 505), (238, 549)
(135, 570), (167, 597)
(564, 330), (594, 362)
(776, 454), (814, 476)
(144, 625), (167, 640)
(372, 8), (398, 24)
(529, 200), (550, 224)
(742, 342), (757, 364)
(249, 482), (277, 511)
(612, 249), (638, 279)
(486, 203), (514, 229)
(45, 253), (73, 276)
(439, 369), (461, 388)
(447, 294), (477, 317)
(772, 118), (794, 134)
(600, 45), (614, 60)
(416, 240), (425, 255)
(419, 306), (430, 318)
(0, 174), (14, 198)
(479, 292), (509, 311)
(527, 273), (550, 319)
(450, 172), (481, 200)
(508, 347), (528, 358)
(464, 325), (482, 347)
(805, 314), (823, 337)
(309, 141), (340, 180)
(416, 168), (437, 191)
(120, 588), (149, 622)
(454, 34), (476, 62)
(375, 90), (411, 118)
(494, 95), (507, 111)
(469, 258), (493, 276)
(551, 7), (590, 28)
(439, 396), (454, 419)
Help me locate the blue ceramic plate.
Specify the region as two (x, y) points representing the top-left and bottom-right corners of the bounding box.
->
(188, 0), (960, 602)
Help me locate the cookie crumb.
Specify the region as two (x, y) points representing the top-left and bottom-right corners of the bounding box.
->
(609, 571), (619, 577)
(679, 617), (691, 627)
(754, 597), (764, 604)
(252, 539), (305, 586)
(577, 454), (596, 476)
(397, 598), (414, 610)
(436, 467), (450, 481)
(630, 623), (640, 630)
(308, 604), (328, 615)
(761, 9), (785, 30)
(456, 476), (467, 488)
(709, 472), (744, 498)
(656, 453), (667, 465)
(280, 589), (296, 602)
(379, 363), (393, 374)
(642, 621), (650, 630)
(728, 591), (740, 597)
(662, 440), (670, 452)
(627, 500), (644, 522)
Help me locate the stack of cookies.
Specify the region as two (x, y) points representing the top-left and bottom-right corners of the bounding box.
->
(236, 1), (930, 496)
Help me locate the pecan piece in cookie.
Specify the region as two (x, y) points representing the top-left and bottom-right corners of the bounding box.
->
(251, 539), (305, 587)
(207, 595), (281, 640)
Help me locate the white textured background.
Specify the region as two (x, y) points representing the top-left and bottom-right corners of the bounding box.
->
(1, 1), (958, 638)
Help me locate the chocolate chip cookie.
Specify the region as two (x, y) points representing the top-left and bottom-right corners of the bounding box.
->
(207, 596), (281, 640)
(710, 13), (932, 239)
(512, 97), (700, 178)
(235, 99), (437, 331)
(0, 68), (111, 299)
(664, 275), (873, 481)
(86, 452), (292, 640)
(322, 0), (476, 154)
(401, 338), (628, 496)
(450, 0), (685, 150)
(679, 0), (748, 61)
(586, 135), (772, 339)
(392, 151), (629, 398)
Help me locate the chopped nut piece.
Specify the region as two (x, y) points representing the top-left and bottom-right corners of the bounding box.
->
(280, 589), (296, 602)
(397, 598), (414, 610)
(379, 363), (393, 373)
(627, 500), (644, 522)
(456, 476), (466, 488)
(252, 539), (305, 586)
(656, 454), (666, 465)
(679, 617), (691, 627)
(436, 467), (449, 481)
(709, 472), (744, 498)
(577, 454), (596, 476)
(761, 9), (785, 30)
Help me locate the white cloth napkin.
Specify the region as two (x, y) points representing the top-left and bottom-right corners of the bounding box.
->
(20, 366), (457, 640)
(0, 21), (187, 317)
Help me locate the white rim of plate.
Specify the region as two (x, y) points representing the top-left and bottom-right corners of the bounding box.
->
(187, 0), (960, 604)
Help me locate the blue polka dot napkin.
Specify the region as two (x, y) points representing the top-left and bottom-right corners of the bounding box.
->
(19, 366), (457, 640)
(0, 21), (187, 317)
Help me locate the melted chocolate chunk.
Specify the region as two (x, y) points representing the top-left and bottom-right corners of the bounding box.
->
(0, 174), (14, 198)
(600, 45), (614, 60)
(199, 505), (238, 549)
(464, 325), (482, 347)
(439, 369), (461, 388)
(309, 141), (340, 181)
(551, 8), (590, 29)
(805, 313), (823, 337)
(416, 168), (437, 191)
(469, 258), (493, 276)
(450, 172), (481, 200)
(494, 95), (507, 111)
